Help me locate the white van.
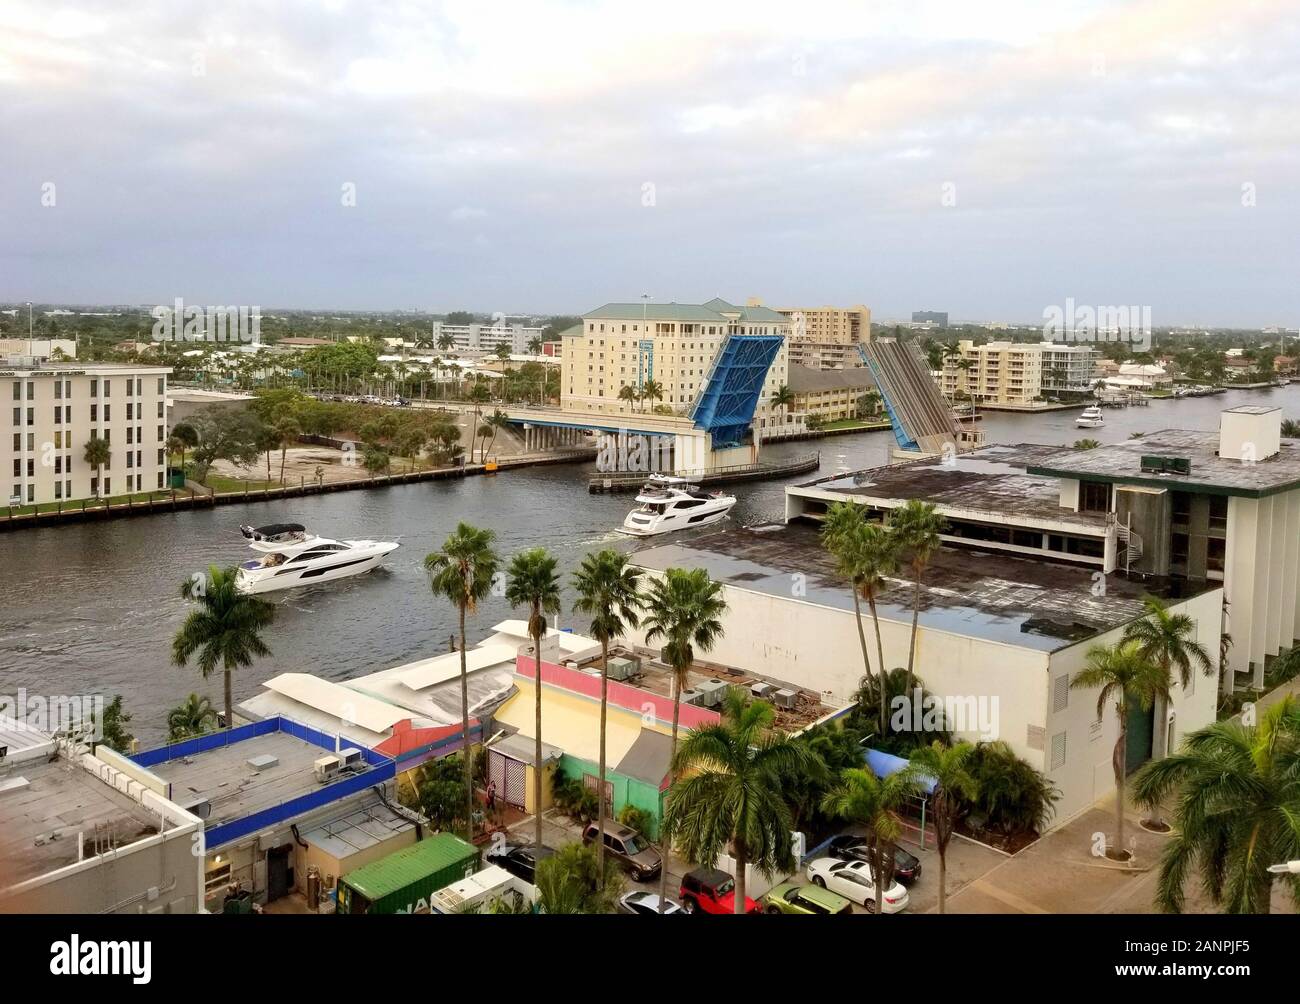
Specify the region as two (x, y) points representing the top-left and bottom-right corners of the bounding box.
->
(428, 865), (537, 915)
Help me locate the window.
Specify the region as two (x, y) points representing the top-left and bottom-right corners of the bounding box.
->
(26, 408), (34, 426)
(103, 380), (110, 395)
(90, 403), (97, 421)
(26, 383), (34, 400)
(54, 381), (62, 400)
(54, 406), (62, 424)
(90, 379), (98, 396)
(157, 471), (165, 489)
(157, 377), (165, 394)
(126, 380), (133, 397)
(103, 478), (110, 494)
(1079, 482), (1110, 513)
(54, 431), (62, 449)
(10, 382), (18, 401)
(136, 377), (142, 395)
(157, 449), (164, 465)
(54, 481), (62, 499)
(157, 425), (164, 441)
(127, 403), (134, 420)
(27, 459), (34, 477)
(127, 428), (133, 445)
(127, 452), (134, 468)
(157, 401), (164, 418)
(104, 405), (111, 421)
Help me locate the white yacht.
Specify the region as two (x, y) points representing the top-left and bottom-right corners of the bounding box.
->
(236, 523), (400, 594)
(617, 476), (737, 537)
(1075, 405), (1105, 428)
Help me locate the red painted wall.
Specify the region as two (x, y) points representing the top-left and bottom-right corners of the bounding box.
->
(514, 655), (720, 729)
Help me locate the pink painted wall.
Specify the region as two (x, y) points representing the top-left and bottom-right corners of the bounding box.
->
(514, 655), (720, 730)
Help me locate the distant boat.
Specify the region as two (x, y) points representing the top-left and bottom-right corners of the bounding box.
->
(1075, 406), (1105, 428)
(235, 523), (399, 594)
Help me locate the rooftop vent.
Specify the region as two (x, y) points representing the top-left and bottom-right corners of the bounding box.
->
(1140, 455), (1191, 475)
(1219, 406), (1280, 463)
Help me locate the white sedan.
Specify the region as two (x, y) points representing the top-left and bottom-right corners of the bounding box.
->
(805, 857), (910, 914)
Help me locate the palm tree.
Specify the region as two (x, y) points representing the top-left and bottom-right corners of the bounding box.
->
(642, 567), (727, 911)
(527, 336), (543, 355)
(1132, 697), (1300, 913)
(821, 764), (924, 914)
(909, 740), (978, 914)
(504, 548), (563, 850)
(167, 693), (218, 741)
(572, 550), (643, 878)
(890, 500), (946, 698)
(822, 504), (892, 736)
(770, 384), (795, 427)
(425, 523), (499, 837)
(1070, 640), (1171, 861)
(171, 421), (198, 475)
(83, 436), (111, 497)
(666, 692), (818, 913)
(273, 415), (301, 484)
(641, 379), (664, 413)
(171, 565), (276, 731)
(617, 384), (638, 413)
(1073, 438), (1101, 450)
(1122, 594), (1214, 827)
(482, 409), (510, 461)
(475, 422), (494, 464)
(437, 332), (456, 352)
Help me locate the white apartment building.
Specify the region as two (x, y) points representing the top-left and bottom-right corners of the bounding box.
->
(940, 340), (1099, 405)
(430, 321), (545, 355)
(4, 358), (173, 506)
(561, 298), (789, 418)
(774, 304), (871, 344)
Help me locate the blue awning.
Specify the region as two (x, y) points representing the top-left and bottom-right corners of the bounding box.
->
(863, 747), (937, 795)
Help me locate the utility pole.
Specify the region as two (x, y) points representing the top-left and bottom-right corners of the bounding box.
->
(26, 301), (33, 340)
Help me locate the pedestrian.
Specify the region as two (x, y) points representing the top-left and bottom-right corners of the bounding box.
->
(486, 779), (497, 817)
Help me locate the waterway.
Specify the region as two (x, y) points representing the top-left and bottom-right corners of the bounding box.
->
(2, 385), (1296, 742)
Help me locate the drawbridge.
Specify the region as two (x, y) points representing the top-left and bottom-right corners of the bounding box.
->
(858, 339), (984, 455)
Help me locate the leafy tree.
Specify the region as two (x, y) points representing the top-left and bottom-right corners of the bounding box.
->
(770, 384), (795, 423)
(1281, 418), (1299, 439)
(535, 842), (623, 914)
(962, 740), (1060, 837)
(170, 421), (199, 472)
(444, 311), (475, 326)
(186, 407), (264, 483)
(167, 693), (218, 741)
(95, 695), (134, 754)
(406, 754), (471, 832)
(1132, 697), (1300, 914)
(425, 524), (499, 837)
(666, 692), (818, 913)
(362, 445), (390, 476)
(854, 667), (952, 753)
(505, 548), (563, 849)
(171, 565), (275, 730)
(1070, 640), (1170, 861)
(572, 550), (643, 878)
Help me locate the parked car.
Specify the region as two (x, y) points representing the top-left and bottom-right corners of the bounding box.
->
(827, 834), (922, 884)
(805, 857), (910, 913)
(486, 844), (556, 884)
(761, 881), (854, 915)
(582, 820), (662, 881)
(679, 867), (761, 915)
(618, 891), (684, 915)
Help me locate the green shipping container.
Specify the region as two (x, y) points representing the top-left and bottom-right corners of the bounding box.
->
(336, 834), (480, 915)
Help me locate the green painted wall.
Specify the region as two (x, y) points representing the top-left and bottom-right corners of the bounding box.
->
(561, 754), (664, 838)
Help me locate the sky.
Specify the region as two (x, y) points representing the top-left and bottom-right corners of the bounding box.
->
(0, 0), (1297, 325)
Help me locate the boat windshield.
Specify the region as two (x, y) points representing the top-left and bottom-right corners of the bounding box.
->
(637, 503), (667, 515)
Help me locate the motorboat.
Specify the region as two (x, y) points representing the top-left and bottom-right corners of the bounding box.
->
(1075, 405), (1105, 428)
(617, 475), (736, 537)
(235, 523), (399, 594)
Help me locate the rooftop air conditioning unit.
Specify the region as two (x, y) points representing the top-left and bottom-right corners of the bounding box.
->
(337, 747), (363, 769)
(697, 679), (730, 708)
(750, 682), (775, 700)
(680, 688), (705, 707)
(606, 657), (636, 682)
(772, 689), (799, 710)
(314, 755), (342, 784)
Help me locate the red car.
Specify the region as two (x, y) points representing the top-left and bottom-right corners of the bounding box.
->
(680, 867), (761, 915)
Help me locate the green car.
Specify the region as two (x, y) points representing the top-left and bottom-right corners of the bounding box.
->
(761, 882), (853, 915)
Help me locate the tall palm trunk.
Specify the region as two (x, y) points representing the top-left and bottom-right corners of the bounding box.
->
(733, 838), (748, 915)
(849, 587), (874, 720)
(1113, 723), (1127, 857)
(905, 561), (922, 695)
(533, 618), (544, 849)
(1147, 658), (1171, 827)
(937, 848), (947, 914)
(659, 676), (681, 912)
(279, 447), (288, 484)
(459, 605), (473, 838)
(597, 638), (610, 881)
(867, 594), (888, 738)
(223, 669), (233, 732)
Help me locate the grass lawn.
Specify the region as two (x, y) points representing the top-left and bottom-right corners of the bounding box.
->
(3, 491), (179, 517)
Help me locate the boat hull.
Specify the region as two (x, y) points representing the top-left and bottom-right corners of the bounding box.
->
(236, 545), (398, 594)
(617, 502), (735, 537)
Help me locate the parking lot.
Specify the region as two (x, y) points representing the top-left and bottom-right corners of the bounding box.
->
(506, 810), (1008, 915)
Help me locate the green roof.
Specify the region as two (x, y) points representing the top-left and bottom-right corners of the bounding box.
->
(583, 299), (790, 325)
(341, 834), (478, 900)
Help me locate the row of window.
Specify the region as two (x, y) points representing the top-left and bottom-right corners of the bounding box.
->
(11, 377), (166, 400)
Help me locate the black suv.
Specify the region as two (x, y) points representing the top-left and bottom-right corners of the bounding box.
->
(827, 834), (922, 884)
(486, 844), (556, 884)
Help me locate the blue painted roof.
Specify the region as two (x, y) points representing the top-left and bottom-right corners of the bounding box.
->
(688, 333), (783, 448)
(863, 747), (937, 795)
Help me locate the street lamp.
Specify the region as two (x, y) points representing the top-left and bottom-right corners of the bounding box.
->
(1267, 860), (1300, 874)
(25, 301), (33, 339)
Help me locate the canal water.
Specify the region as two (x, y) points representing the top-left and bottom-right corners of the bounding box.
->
(2, 385), (1296, 742)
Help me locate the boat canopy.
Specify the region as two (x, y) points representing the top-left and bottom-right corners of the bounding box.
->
(241, 522), (307, 541)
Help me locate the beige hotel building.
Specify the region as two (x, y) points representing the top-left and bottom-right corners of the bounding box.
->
(774, 304), (871, 370)
(561, 298), (790, 419)
(4, 353), (173, 506)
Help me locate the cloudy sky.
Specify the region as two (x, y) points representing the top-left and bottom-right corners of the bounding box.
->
(1, 0), (1297, 324)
